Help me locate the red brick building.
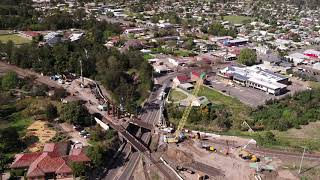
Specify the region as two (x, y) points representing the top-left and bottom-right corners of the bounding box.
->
(10, 142), (90, 180)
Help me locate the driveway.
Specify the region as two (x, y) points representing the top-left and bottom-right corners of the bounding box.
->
(59, 123), (89, 146)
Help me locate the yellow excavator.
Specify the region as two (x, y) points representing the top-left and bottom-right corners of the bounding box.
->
(164, 72), (206, 143)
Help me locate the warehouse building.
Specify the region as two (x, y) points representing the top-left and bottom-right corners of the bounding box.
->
(219, 65), (288, 95)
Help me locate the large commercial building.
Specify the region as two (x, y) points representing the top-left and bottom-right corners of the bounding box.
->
(219, 65), (288, 95)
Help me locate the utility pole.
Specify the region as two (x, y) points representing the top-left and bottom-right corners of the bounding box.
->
(298, 147), (306, 174)
(80, 48), (88, 86)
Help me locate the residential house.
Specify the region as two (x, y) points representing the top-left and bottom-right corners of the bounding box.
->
(285, 53), (309, 66)
(10, 142), (90, 180)
(191, 96), (211, 107)
(19, 31), (41, 40)
(173, 75), (190, 87)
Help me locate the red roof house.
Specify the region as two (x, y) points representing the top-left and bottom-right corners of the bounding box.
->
(191, 71), (201, 81)
(19, 31), (41, 40)
(173, 75), (190, 87)
(10, 142), (90, 179)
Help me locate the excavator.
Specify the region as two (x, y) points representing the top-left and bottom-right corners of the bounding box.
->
(164, 72), (206, 143)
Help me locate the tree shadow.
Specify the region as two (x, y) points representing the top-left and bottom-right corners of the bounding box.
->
(96, 151), (128, 179)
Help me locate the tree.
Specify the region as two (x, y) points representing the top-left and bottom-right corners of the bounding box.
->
(237, 48), (257, 66)
(255, 131), (277, 146)
(1, 71), (18, 90)
(46, 103), (58, 120)
(86, 145), (105, 167)
(71, 162), (86, 177)
(292, 33), (301, 42)
(182, 38), (195, 50)
(0, 127), (24, 152)
(60, 101), (91, 126)
(52, 88), (67, 100)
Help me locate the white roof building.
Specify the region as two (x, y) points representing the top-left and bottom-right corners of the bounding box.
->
(69, 33), (84, 42)
(313, 63), (320, 71)
(191, 96), (211, 107)
(219, 65), (288, 95)
(285, 53), (308, 66)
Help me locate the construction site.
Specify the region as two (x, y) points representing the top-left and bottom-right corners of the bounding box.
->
(148, 72), (317, 180)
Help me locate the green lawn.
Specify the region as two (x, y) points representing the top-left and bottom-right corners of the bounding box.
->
(143, 54), (154, 61)
(174, 50), (194, 57)
(169, 89), (188, 102)
(198, 86), (252, 128)
(0, 34), (31, 45)
(223, 15), (253, 24)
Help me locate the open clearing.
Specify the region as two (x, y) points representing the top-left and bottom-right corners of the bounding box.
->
(198, 86), (251, 127)
(26, 120), (56, 152)
(272, 121), (320, 151)
(0, 34), (31, 44)
(169, 89), (188, 102)
(223, 15), (253, 24)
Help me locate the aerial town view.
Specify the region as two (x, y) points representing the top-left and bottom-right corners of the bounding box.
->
(1, 0), (320, 179)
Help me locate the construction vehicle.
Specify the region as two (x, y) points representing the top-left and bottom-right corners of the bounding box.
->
(205, 146), (217, 152)
(239, 149), (259, 162)
(164, 72), (206, 143)
(201, 144), (217, 152)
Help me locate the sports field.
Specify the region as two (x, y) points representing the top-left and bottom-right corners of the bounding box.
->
(223, 15), (253, 24)
(0, 34), (31, 44)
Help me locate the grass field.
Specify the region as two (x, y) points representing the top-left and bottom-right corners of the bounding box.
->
(272, 121), (320, 151)
(223, 15), (253, 24)
(143, 54), (154, 60)
(174, 50), (194, 57)
(198, 86), (252, 128)
(169, 89), (188, 102)
(0, 34), (31, 45)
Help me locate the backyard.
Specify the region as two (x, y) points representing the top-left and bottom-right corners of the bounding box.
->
(0, 34), (31, 45)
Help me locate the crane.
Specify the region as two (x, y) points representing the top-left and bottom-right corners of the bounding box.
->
(165, 72), (206, 143)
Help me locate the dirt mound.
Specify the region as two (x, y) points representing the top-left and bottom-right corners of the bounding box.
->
(166, 148), (193, 164)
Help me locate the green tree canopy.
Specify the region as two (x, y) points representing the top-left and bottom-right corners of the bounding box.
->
(237, 48), (257, 66)
(60, 101), (92, 126)
(46, 103), (58, 120)
(1, 71), (18, 90)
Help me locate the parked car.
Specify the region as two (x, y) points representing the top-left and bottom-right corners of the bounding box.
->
(84, 134), (90, 139)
